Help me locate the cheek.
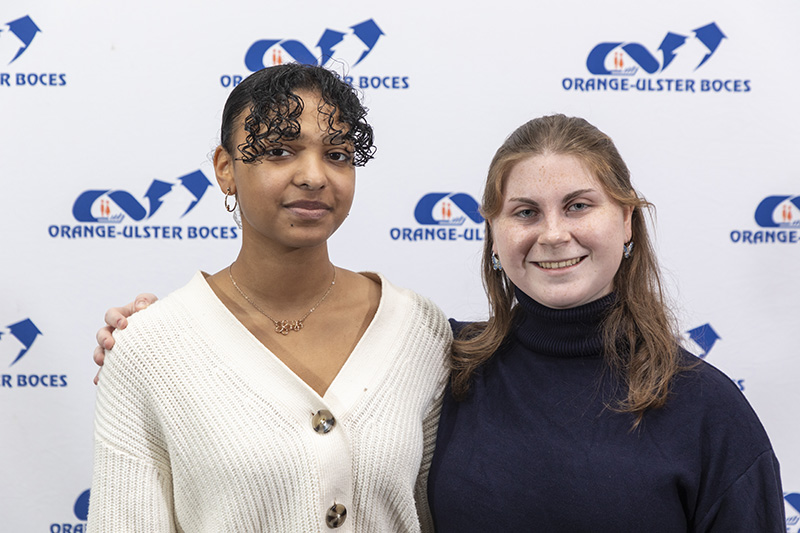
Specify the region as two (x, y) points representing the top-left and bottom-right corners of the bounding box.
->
(339, 182), (356, 212)
(492, 221), (531, 257)
(338, 171), (356, 196)
(590, 220), (627, 265)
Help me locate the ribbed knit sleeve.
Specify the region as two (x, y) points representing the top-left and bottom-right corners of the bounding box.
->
(89, 445), (175, 532)
(415, 383), (445, 533)
(89, 303), (176, 532)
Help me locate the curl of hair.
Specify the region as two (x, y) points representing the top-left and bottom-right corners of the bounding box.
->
(220, 64), (375, 167)
(451, 114), (691, 426)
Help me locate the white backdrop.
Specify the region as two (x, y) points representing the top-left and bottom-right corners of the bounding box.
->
(1, 0), (798, 530)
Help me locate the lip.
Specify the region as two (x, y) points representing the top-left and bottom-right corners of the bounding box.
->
(283, 200), (332, 220)
(532, 256), (586, 270)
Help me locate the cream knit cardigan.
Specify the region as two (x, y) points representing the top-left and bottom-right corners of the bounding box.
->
(88, 272), (451, 532)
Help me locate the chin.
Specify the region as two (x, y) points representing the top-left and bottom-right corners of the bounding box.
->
(541, 290), (613, 310)
(528, 288), (592, 310)
(538, 299), (581, 310)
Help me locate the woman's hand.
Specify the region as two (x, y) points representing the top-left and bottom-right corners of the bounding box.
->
(93, 294), (158, 384)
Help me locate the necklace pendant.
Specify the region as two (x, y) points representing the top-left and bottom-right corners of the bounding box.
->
(229, 264), (335, 336)
(275, 320), (303, 335)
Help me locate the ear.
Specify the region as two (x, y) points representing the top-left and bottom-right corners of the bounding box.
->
(486, 219), (495, 253)
(214, 145), (235, 194)
(623, 205), (634, 242)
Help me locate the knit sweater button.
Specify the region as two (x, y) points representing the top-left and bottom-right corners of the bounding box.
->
(312, 410), (336, 433)
(325, 503), (347, 528)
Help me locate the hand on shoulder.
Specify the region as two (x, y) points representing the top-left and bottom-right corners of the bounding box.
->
(93, 293), (158, 384)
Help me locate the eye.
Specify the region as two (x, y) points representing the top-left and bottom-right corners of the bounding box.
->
(266, 147), (292, 158)
(568, 202), (589, 212)
(327, 151), (353, 163)
(514, 208), (537, 219)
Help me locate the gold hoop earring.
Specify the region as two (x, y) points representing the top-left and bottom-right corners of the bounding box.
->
(225, 187), (238, 212)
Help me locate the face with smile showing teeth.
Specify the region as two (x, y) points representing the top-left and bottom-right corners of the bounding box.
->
(491, 152), (633, 310)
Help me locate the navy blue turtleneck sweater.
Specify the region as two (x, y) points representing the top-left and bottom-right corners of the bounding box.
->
(428, 291), (784, 532)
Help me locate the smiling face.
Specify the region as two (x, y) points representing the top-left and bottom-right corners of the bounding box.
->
(491, 153), (633, 309)
(214, 90), (356, 252)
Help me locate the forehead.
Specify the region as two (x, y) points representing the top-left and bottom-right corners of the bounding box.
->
(504, 153), (601, 196)
(235, 90), (345, 143)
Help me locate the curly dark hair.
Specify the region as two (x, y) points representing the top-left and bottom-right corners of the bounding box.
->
(220, 64), (375, 167)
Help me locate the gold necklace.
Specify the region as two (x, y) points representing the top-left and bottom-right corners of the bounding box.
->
(228, 264), (336, 335)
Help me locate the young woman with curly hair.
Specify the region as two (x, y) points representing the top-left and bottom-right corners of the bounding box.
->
(88, 64), (450, 532)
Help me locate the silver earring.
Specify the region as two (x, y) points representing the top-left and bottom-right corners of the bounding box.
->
(491, 253), (503, 271)
(225, 187), (238, 212)
(623, 241), (634, 259)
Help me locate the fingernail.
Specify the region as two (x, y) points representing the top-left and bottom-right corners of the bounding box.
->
(135, 301), (146, 310)
(116, 318), (124, 328)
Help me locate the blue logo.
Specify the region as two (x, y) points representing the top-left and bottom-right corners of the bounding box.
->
(562, 21), (750, 94)
(1, 318), (42, 366)
(48, 170), (239, 240)
(2, 15), (41, 64)
(586, 22), (725, 76)
(413, 193), (483, 226)
(685, 323), (745, 391)
(390, 192), (485, 242)
(0, 14), (67, 87)
(49, 489), (89, 532)
(1, 317), (67, 388)
(730, 195), (800, 244)
(244, 19), (384, 71)
(685, 323), (720, 359)
(71, 171), (212, 223)
(220, 19), (409, 91)
(753, 195), (800, 228)
(786, 492), (800, 533)
(74, 490), (90, 521)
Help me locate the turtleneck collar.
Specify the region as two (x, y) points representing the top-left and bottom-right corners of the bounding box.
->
(512, 286), (616, 359)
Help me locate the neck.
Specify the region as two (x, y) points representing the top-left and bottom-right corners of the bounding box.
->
(513, 287), (615, 358)
(231, 243), (335, 309)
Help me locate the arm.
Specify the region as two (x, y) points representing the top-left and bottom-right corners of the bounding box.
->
(88, 326), (176, 532)
(695, 449), (785, 532)
(93, 293), (158, 384)
(688, 361), (786, 532)
(415, 382), (445, 533)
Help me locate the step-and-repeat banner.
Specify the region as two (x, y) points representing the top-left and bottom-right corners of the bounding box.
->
(2, 0), (798, 530)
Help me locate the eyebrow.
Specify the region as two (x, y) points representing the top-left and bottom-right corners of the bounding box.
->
(562, 188), (597, 203)
(507, 188), (597, 206)
(269, 131), (352, 149)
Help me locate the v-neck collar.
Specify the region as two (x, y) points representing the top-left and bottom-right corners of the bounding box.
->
(179, 271), (404, 420)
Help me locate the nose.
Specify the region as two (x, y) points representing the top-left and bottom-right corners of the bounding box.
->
(293, 153), (327, 190)
(538, 214), (570, 246)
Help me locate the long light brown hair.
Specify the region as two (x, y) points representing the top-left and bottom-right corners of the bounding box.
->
(451, 114), (686, 424)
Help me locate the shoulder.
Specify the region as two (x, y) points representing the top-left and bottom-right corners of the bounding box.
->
(672, 349), (750, 407)
(110, 272), (213, 360)
(448, 319), (477, 337)
(671, 352), (785, 528)
(363, 272), (452, 335)
(667, 348), (773, 448)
